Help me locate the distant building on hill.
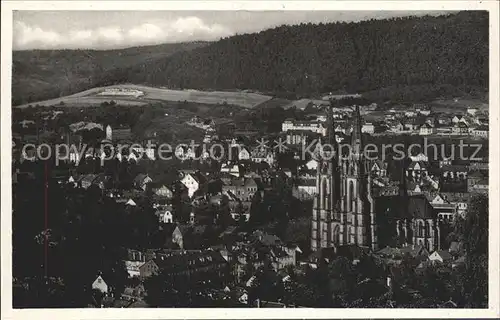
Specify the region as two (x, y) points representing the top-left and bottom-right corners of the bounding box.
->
(105, 124), (132, 141)
(282, 119), (327, 136)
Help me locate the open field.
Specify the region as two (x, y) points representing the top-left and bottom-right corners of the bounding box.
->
(283, 99), (331, 110)
(254, 98), (293, 110)
(430, 98), (488, 113)
(16, 84), (273, 109)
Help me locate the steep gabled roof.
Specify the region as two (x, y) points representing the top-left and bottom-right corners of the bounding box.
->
(408, 196), (436, 219)
(133, 173), (150, 184)
(408, 161), (427, 170)
(191, 171), (208, 184)
(80, 174), (97, 184)
(431, 250), (453, 261)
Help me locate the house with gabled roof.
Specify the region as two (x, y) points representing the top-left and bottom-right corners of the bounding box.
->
(406, 161), (428, 181)
(425, 193), (456, 223)
(419, 123), (435, 136)
(440, 192), (471, 217)
(156, 205), (174, 224)
(370, 160), (388, 177)
(92, 275), (108, 294)
(452, 115), (465, 124)
(400, 244), (430, 258)
(181, 171), (207, 198)
(428, 250), (453, 264)
(220, 162), (242, 177)
(79, 174), (97, 189)
(133, 173), (152, 191)
(452, 122), (469, 135)
(150, 183), (174, 199)
(251, 147), (275, 166)
(222, 176), (260, 202)
(406, 182), (423, 195)
(238, 146), (251, 161)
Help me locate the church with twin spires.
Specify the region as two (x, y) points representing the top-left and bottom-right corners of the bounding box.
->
(311, 103), (449, 254)
(311, 104), (377, 252)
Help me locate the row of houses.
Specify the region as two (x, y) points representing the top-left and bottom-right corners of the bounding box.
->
(121, 229), (301, 286)
(375, 241), (465, 270)
(282, 106), (489, 138)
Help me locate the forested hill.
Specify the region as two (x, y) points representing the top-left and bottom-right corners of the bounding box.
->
(12, 42), (209, 106)
(98, 11), (488, 101)
(13, 11), (488, 106)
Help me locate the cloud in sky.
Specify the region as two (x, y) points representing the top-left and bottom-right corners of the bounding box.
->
(13, 16), (233, 50)
(13, 11), (450, 50)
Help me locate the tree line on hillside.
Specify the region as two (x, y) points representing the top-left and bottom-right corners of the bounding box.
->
(13, 12), (488, 106)
(94, 11), (488, 103)
(12, 42), (208, 106)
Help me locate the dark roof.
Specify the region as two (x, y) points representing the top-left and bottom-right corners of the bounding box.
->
(400, 245), (429, 257)
(307, 247), (337, 264)
(441, 165), (467, 172)
(336, 244), (370, 260)
(223, 176), (260, 189)
(79, 174), (97, 184)
(149, 182), (172, 190)
(192, 225), (208, 235)
(408, 161), (427, 170)
(408, 196), (436, 219)
(377, 195), (436, 219)
(420, 123), (433, 129)
(188, 171), (208, 184)
(449, 241), (463, 254)
(297, 179), (316, 187)
(433, 250), (453, 261)
(133, 173), (150, 184)
(251, 231), (282, 246)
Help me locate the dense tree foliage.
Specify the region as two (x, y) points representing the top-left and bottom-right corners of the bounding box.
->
(111, 12), (487, 101)
(13, 12), (487, 106)
(12, 160), (161, 307)
(457, 193), (488, 307)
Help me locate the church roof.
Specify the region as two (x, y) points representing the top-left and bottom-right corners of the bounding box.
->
(407, 196), (436, 219)
(375, 194), (436, 220)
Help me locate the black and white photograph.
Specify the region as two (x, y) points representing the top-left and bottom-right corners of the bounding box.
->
(2, 1), (499, 318)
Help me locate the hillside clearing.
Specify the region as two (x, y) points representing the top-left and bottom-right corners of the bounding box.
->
(15, 84), (273, 109)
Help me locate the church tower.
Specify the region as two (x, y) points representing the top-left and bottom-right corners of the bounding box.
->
(312, 104), (378, 252)
(337, 105), (377, 249)
(311, 104), (339, 251)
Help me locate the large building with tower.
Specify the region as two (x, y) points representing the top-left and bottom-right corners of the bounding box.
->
(311, 104), (445, 253)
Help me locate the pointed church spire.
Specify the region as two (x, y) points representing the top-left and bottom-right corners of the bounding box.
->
(327, 103), (336, 146)
(399, 162), (408, 198)
(351, 105), (363, 153)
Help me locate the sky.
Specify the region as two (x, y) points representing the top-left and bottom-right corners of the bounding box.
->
(13, 11), (449, 50)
